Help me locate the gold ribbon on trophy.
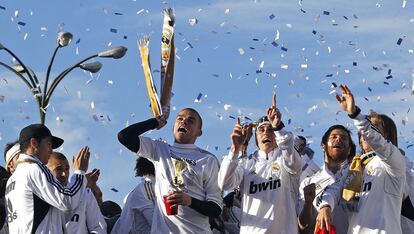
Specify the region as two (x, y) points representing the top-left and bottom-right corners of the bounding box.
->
(138, 8), (175, 118)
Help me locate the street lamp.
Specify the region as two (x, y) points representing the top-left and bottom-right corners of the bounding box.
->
(0, 32), (127, 124)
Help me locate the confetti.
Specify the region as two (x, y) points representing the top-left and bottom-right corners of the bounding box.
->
(224, 104), (231, 111)
(274, 30), (280, 40)
(238, 48), (245, 55)
(110, 28), (118, 33)
(323, 11), (330, 15)
(137, 9), (145, 14)
(225, 8), (230, 14)
(281, 64), (288, 69)
(0, 95), (4, 103)
(307, 105), (318, 114)
(111, 188), (119, 192)
(189, 18), (198, 26)
(194, 93), (203, 103)
(397, 38), (403, 45)
(17, 21), (26, 26)
(0, 6), (5, 10)
(271, 41), (278, 47)
(269, 14), (275, 20)
(91, 102), (95, 109)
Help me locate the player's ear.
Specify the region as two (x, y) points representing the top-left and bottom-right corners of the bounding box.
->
(321, 143), (326, 152)
(198, 129), (202, 137)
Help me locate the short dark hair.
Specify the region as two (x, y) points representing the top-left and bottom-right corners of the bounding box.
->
(49, 152), (68, 162)
(3, 140), (18, 162)
(20, 137), (42, 153)
(100, 200), (122, 218)
(321, 124), (355, 159)
(180, 108), (203, 130)
(135, 157), (155, 177)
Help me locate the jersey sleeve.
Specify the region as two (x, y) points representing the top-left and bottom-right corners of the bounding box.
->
(315, 178), (344, 212)
(111, 199), (133, 234)
(137, 136), (161, 161)
(353, 113), (405, 177)
(85, 189), (107, 233)
(204, 156), (223, 207)
(218, 152), (244, 191)
(29, 163), (86, 212)
(275, 129), (303, 175)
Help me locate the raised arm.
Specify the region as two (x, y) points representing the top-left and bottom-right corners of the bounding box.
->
(30, 146), (90, 212)
(218, 118), (249, 190)
(336, 84), (405, 177)
(267, 94), (302, 174)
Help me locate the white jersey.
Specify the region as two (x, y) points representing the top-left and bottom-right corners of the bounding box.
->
(223, 206), (241, 234)
(218, 128), (303, 234)
(401, 158), (414, 234)
(5, 154), (86, 234)
(111, 175), (155, 234)
(299, 164), (350, 234)
(138, 138), (222, 234)
(317, 113), (406, 234)
(65, 188), (106, 234)
(299, 153), (321, 183)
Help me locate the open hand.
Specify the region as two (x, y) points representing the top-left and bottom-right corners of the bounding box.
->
(335, 84), (356, 115)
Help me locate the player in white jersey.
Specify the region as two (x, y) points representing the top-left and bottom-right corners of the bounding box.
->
(46, 152), (106, 234)
(118, 108), (222, 234)
(218, 95), (303, 234)
(294, 136), (321, 183)
(298, 125), (356, 234)
(111, 157), (156, 234)
(316, 84), (406, 234)
(5, 124), (89, 234)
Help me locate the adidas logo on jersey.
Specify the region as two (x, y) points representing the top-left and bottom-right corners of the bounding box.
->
(249, 177), (281, 194)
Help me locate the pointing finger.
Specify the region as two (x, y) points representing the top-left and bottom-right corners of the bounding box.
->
(272, 93), (277, 108)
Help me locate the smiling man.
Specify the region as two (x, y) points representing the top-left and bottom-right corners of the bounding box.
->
(218, 95), (303, 234)
(118, 108), (222, 233)
(297, 125), (355, 234)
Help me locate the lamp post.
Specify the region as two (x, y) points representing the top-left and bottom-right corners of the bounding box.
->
(0, 33), (127, 124)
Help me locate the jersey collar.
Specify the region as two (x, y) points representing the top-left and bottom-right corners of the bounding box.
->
(173, 142), (197, 149)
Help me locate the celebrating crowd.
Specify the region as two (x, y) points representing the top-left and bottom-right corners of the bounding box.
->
(0, 84), (413, 234)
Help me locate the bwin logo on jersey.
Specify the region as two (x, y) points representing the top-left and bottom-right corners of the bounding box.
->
(6, 199), (17, 223)
(249, 177), (281, 194)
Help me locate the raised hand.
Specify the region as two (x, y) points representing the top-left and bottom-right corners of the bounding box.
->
(156, 113), (168, 129)
(86, 168), (100, 188)
(335, 84), (356, 115)
(303, 183), (316, 205)
(231, 118), (244, 153)
(267, 94), (281, 128)
(72, 146), (90, 172)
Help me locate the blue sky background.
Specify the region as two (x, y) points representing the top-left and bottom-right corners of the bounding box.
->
(1, 0), (413, 205)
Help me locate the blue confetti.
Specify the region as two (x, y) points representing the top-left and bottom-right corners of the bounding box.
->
(197, 58), (201, 63)
(111, 188), (119, 192)
(269, 14), (275, 20)
(252, 38), (259, 41)
(384, 81), (389, 85)
(114, 12), (123, 15)
(300, 9), (306, 13)
(368, 87), (372, 92)
(281, 46), (288, 51)
(76, 38), (81, 44)
(271, 41), (278, 47)
(386, 75), (393, 79)
(196, 93), (202, 101)
(332, 82), (338, 88)
(397, 38), (403, 45)
(110, 28), (118, 33)
(123, 35), (127, 39)
(0, 6), (5, 10)
(364, 97), (369, 101)
(323, 11), (330, 15)
(288, 119), (291, 125)
(229, 116), (236, 119)
(343, 16), (349, 20)
(17, 21), (26, 26)
(326, 74), (333, 77)
(215, 146), (218, 151)
(312, 30), (317, 35)
(407, 144), (414, 149)
(387, 69), (392, 75)
(353, 62), (357, 66)
(187, 42), (193, 48)
(249, 47), (255, 50)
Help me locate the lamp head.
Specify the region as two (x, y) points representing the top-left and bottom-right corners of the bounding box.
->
(80, 61), (102, 73)
(57, 32), (73, 47)
(98, 46), (127, 59)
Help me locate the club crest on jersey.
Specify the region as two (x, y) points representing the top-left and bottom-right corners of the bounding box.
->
(366, 166), (374, 175)
(249, 177), (281, 194)
(272, 162), (280, 172)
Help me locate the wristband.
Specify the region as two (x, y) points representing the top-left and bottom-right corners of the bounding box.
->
(348, 106), (361, 119)
(273, 121), (285, 131)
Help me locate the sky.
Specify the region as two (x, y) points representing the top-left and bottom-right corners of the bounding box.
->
(0, 0), (413, 205)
